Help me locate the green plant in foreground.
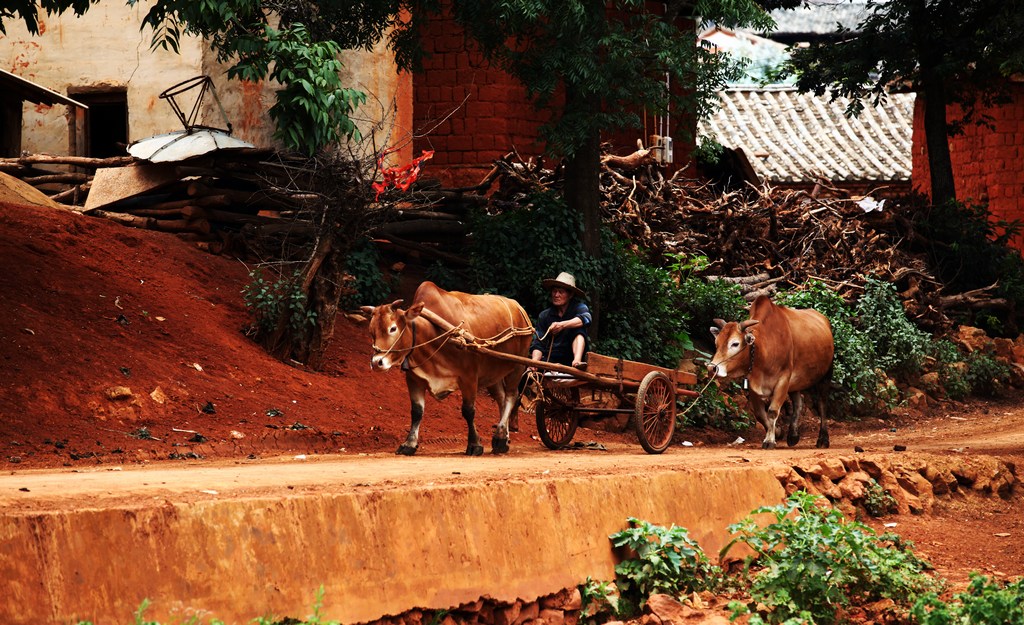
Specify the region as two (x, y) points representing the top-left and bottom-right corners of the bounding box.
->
(912, 573), (1024, 624)
(579, 577), (620, 624)
(722, 491), (939, 624)
(609, 517), (721, 616)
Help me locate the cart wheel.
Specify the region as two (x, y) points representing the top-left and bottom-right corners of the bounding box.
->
(634, 371), (676, 454)
(535, 386), (579, 450)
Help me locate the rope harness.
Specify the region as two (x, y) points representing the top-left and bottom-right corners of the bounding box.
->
(708, 336), (757, 390)
(373, 298), (533, 372)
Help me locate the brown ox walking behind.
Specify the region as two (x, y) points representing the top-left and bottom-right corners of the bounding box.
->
(361, 281), (532, 456)
(708, 295), (835, 449)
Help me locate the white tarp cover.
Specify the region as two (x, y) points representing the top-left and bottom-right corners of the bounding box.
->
(127, 128), (254, 163)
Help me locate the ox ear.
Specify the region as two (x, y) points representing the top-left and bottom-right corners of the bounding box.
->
(744, 332), (756, 345)
(406, 301), (425, 320)
(709, 326), (720, 338)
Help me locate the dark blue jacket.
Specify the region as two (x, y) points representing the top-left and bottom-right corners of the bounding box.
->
(530, 300), (592, 366)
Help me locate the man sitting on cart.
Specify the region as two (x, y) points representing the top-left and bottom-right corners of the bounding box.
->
(530, 272), (591, 369)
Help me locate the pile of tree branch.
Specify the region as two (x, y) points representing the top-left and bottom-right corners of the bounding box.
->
(474, 148), (1005, 334)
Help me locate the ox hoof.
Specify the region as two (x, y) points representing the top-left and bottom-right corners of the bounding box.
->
(396, 444), (418, 456)
(491, 437), (510, 454)
(816, 435), (830, 449)
(761, 441), (778, 450)
(787, 434), (801, 447)
(466, 444), (484, 456)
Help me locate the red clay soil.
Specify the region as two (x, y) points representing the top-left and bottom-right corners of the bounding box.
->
(1, 199), (1023, 595)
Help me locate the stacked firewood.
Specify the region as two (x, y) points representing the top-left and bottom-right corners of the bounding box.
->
(0, 151), (337, 260)
(473, 149), (1005, 334)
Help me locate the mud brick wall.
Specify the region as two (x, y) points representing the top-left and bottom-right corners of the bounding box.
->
(411, 5), (552, 187)
(912, 82), (1024, 249)
(411, 2), (697, 188)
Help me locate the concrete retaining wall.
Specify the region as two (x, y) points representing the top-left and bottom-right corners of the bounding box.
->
(0, 466), (784, 625)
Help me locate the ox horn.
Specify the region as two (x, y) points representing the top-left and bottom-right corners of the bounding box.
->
(712, 318), (727, 328)
(739, 319), (760, 330)
(387, 299), (404, 310)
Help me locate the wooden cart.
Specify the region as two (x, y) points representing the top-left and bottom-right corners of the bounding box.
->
(528, 353), (698, 454)
(416, 308), (698, 454)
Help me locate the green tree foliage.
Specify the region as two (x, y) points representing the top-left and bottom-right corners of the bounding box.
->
(0, 0), (99, 34)
(126, 0), (391, 155)
(467, 192), (692, 367)
(783, 0), (1024, 206)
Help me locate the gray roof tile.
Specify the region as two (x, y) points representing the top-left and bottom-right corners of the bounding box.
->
(697, 88), (915, 184)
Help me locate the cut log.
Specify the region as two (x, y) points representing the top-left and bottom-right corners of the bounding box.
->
(23, 173), (90, 185)
(203, 207), (282, 225)
(394, 209), (463, 221)
(91, 210), (211, 234)
(127, 205), (207, 220)
(122, 194), (230, 214)
(601, 148), (656, 170)
(186, 181), (304, 210)
(380, 219), (466, 238)
(50, 182), (91, 205)
(3, 154), (135, 168)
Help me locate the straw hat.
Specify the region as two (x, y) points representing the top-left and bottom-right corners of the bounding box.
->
(541, 271), (586, 299)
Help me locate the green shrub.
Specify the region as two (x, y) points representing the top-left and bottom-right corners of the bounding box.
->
(609, 517), (722, 616)
(341, 239), (393, 308)
(913, 199), (1024, 336)
(722, 491), (939, 624)
(596, 249), (692, 367)
(679, 373), (754, 432)
(467, 192), (692, 367)
(855, 277), (930, 377)
(243, 267), (317, 334)
(964, 349), (1012, 397)
(776, 281), (880, 416)
(929, 339), (972, 401)
(912, 573), (1024, 624)
(579, 577), (620, 624)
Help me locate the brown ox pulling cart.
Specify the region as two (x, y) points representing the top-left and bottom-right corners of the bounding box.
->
(417, 308), (698, 454)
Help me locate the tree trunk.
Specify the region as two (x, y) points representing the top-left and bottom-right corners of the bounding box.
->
(920, 70), (957, 206)
(563, 86), (603, 259)
(562, 83), (604, 338)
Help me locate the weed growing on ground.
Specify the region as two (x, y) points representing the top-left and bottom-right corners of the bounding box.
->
(912, 573), (1024, 624)
(609, 517), (722, 616)
(862, 479), (899, 518)
(721, 492), (940, 624)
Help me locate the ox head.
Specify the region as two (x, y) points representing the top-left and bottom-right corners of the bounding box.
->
(707, 318), (759, 378)
(360, 300), (426, 370)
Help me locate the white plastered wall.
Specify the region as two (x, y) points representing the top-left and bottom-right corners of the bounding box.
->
(0, 2), (410, 158)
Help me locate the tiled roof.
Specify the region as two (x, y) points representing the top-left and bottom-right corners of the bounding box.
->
(766, 0), (869, 36)
(697, 88), (915, 184)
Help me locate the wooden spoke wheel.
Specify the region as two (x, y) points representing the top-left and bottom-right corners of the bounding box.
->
(633, 371), (676, 454)
(535, 385), (579, 450)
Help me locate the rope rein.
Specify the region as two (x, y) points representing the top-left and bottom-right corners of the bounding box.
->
(377, 298), (534, 371)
